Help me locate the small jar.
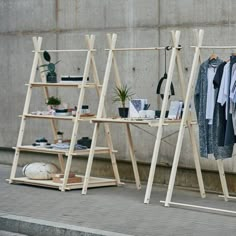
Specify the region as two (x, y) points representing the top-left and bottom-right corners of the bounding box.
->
(81, 105), (90, 114)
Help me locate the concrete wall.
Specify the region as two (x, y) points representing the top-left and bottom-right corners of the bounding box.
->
(1, 0), (236, 174)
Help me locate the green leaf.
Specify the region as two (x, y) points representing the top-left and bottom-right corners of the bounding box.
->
(54, 60), (61, 65)
(39, 64), (48, 67)
(43, 51), (51, 62)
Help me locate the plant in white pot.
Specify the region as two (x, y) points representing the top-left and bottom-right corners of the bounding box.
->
(113, 84), (134, 118)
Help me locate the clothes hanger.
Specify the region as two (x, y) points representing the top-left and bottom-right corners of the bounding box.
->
(156, 46), (175, 99)
(210, 52), (217, 61)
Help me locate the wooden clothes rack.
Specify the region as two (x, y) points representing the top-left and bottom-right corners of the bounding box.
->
(161, 29), (236, 215)
(81, 30), (203, 200)
(9, 35), (120, 191)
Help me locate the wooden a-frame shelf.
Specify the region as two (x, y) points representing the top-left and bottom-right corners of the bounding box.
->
(9, 34), (121, 192)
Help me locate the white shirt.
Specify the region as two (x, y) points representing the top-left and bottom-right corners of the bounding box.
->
(230, 64), (236, 103)
(206, 66), (217, 124)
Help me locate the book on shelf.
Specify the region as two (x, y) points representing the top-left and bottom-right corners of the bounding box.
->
(168, 100), (183, 120)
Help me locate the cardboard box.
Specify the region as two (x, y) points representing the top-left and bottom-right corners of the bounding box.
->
(51, 173), (75, 178)
(52, 175), (82, 184)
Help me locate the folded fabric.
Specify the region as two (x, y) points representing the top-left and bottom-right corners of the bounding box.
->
(51, 142), (87, 150)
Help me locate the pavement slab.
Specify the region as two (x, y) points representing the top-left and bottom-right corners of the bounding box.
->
(1, 164), (236, 236)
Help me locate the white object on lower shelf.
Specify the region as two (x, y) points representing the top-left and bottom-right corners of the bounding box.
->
(22, 162), (59, 180)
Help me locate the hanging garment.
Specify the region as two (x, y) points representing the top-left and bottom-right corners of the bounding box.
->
(212, 62), (233, 158)
(194, 57), (233, 159)
(206, 64), (218, 124)
(229, 64), (236, 102)
(217, 62), (230, 119)
(213, 62), (227, 146)
(195, 57), (222, 158)
(224, 55), (236, 146)
(229, 63), (236, 135)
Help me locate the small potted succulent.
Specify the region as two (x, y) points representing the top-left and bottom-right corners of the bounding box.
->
(40, 51), (60, 83)
(113, 84), (134, 118)
(46, 96), (61, 109)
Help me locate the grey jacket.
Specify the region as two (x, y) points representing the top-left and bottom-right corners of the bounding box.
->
(194, 58), (233, 159)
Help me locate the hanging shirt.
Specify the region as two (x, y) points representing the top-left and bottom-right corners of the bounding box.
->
(213, 62), (227, 147)
(229, 63), (236, 135)
(195, 57), (222, 158)
(224, 55), (236, 146)
(217, 62), (230, 120)
(212, 61), (233, 158)
(206, 66), (217, 124)
(230, 64), (236, 102)
(195, 57), (233, 159)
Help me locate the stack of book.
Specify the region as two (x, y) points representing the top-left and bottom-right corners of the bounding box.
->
(60, 75), (89, 83)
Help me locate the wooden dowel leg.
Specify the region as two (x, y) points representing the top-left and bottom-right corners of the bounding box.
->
(187, 123), (206, 198)
(217, 159), (229, 201)
(126, 124), (141, 189)
(58, 154), (65, 173)
(82, 123), (100, 195)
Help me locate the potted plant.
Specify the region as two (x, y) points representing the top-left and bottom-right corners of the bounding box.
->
(40, 51), (60, 83)
(113, 84), (134, 118)
(46, 96), (61, 109)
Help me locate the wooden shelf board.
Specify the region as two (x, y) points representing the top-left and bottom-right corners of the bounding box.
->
(23, 114), (74, 120)
(22, 114), (96, 121)
(91, 118), (183, 126)
(14, 145), (116, 156)
(27, 82), (100, 88)
(8, 176), (117, 190)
